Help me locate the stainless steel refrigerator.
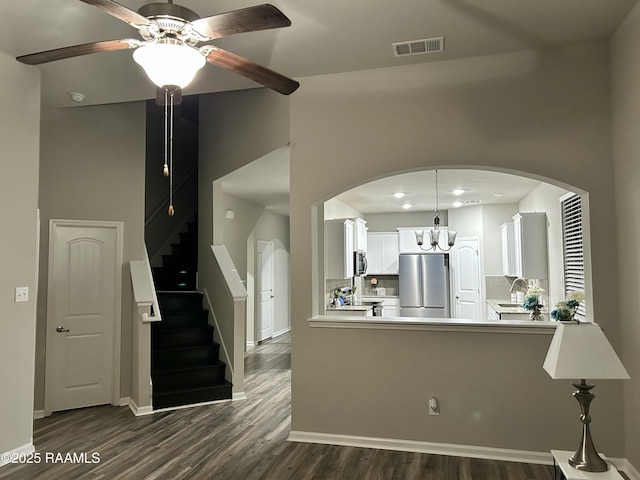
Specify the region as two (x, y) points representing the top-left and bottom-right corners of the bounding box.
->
(399, 253), (450, 318)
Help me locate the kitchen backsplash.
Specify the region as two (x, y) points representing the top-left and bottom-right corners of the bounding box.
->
(362, 274), (398, 296)
(485, 275), (549, 305)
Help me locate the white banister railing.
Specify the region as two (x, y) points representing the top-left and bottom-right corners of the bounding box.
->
(203, 245), (247, 399)
(129, 248), (161, 416)
(130, 249), (162, 323)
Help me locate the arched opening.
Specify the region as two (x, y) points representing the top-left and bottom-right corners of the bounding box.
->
(314, 166), (591, 323)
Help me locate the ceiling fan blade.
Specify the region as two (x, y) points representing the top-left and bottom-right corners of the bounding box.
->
(16, 39), (138, 65)
(77, 0), (152, 28)
(204, 47), (299, 95)
(191, 4), (292, 40)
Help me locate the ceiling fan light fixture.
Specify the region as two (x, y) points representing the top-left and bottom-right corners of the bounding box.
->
(133, 42), (205, 88)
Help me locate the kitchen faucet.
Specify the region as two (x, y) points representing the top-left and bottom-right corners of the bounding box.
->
(509, 277), (527, 295)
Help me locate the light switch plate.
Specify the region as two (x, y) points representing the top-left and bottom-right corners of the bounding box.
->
(15, 286), (29, 303)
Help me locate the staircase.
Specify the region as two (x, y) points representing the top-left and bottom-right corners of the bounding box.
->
(151, 217), (232, 409)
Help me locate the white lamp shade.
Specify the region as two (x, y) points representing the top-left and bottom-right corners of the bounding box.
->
(133, 43), (206, 88)
(447, 229), (457, 247)
(429, 228), (440, 247)
(543, 322), (629, 380)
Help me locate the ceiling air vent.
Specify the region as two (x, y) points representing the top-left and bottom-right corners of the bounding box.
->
(392, 37), (444, 57)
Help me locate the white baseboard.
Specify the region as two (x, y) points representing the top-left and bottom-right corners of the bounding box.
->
(232, 392), (247, 401)
(273, 327), (291, 338)
(119, 396), (130, 407)
(288, 431), (553, 465)
(128, 398), (154, 416)
(246, 340), (257, 348)
(151, 397), (232, 414)
(33, 410), (45, 420)
(0, 443), (35, 467)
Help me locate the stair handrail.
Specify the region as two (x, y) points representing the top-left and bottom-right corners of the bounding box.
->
(130, 248), (162, 323)
(145, 166), (198, 227)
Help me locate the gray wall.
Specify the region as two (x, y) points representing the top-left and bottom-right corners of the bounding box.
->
(290, 44), (625, 455)
(0, 51), (40, 457)
(198, 89), (290, 381)
(36, 102), (146, 410)
(611, 3), (640, 467)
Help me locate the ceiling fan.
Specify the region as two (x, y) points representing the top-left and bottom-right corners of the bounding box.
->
(16, 0), (300, 96)
(17, 0), (299, 216)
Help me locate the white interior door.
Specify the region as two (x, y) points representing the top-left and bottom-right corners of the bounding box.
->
(46, 220), (122, 414)
(452, 238), (481, 320)
(257, 240), (274, 342)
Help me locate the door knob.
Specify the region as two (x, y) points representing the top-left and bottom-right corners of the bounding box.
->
(56, 326), (70, 333)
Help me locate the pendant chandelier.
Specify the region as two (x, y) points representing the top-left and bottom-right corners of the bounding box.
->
(415, 169), (457, 252)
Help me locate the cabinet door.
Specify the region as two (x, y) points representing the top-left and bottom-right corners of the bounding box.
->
(501, 223), (516, 276)
(355, 219), (368, 252)
(380, 234), (399, 274)
(398, 228), (422, 253)
(345, 220), (354, 278)
(367, 234), (381, 273)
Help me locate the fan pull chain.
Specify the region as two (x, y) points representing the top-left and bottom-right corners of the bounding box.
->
(163, 88), (169, 177)
(168, 88), (175, 217)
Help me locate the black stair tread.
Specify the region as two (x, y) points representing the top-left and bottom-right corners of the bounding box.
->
(153, 341), (220, 353)
(153, 322), (211, 331)
(153, 361), (226, 375)
(153, 380), (233, 397)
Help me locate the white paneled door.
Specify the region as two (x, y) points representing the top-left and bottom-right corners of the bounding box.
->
(257, 240), (274, 342)
(452, 238), (481, 320)
(45, 220), (122, 414)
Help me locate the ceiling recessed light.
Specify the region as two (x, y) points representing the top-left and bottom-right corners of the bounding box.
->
(402, 203), (413, 209)
(394, 192), (406, 198)
(494, 192), (507, 197)
(452, 189), (465, 196)
(452, 201), (463, 208)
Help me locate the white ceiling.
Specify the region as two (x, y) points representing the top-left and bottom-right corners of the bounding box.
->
(335, 169), (544, 215)
(2, 1), (634, 213)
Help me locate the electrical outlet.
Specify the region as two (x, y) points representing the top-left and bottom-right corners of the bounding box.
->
(429, 397), (440, 416)
(15, 286), (29, 303)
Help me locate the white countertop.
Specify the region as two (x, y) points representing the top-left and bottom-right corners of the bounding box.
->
(487, 298), (547, 314)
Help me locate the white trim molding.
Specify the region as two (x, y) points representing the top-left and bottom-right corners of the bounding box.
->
(288, 431), (637, 477)
(33, 410), (45, 420)
(232, 392), (247, 401)
(0, 443), (35, 467)
(128, 398), (154, 417)
(289, 431), (552, 465)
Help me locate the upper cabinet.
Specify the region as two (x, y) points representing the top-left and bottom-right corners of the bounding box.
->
(325, 219), (354, 279)
(354, 218), (368, 252)
(367, 232), (399, 274)
(501, 222), (517, 276)
(512, 213), (548, 279)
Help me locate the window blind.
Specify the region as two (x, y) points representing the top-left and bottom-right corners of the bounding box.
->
(561, 193), (585, 319)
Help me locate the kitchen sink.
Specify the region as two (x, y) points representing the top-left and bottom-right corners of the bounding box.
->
(498, 303), (522, 307)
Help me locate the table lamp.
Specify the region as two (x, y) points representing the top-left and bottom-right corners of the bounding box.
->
(543, 322), (629, 472)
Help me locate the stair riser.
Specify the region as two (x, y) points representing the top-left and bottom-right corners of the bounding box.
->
(153, 383), (232, 410)
(158, 293), (204, 312)
(152, 327), (214, 349)
(157, 310), (209, 328)
(171, 244), (197, 258)
(162, 255), (197, 270)
(154, 365), (226, 391)
(153, 344), (221, 370)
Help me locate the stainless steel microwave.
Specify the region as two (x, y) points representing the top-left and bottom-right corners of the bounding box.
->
(354, 250), (367, 276)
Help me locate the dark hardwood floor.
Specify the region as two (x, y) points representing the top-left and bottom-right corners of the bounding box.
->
(0, 333), (590, 479)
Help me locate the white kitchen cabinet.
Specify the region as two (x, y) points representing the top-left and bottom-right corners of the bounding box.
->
(398, 226), (451, 253)
(354, 218), (368, 253)
(512, 213), (548, 279)
(383, 297), (400, 317)
(501, 222), (517, 276)
(367, 232), (399, 274)
(325, 219), (354, 279)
